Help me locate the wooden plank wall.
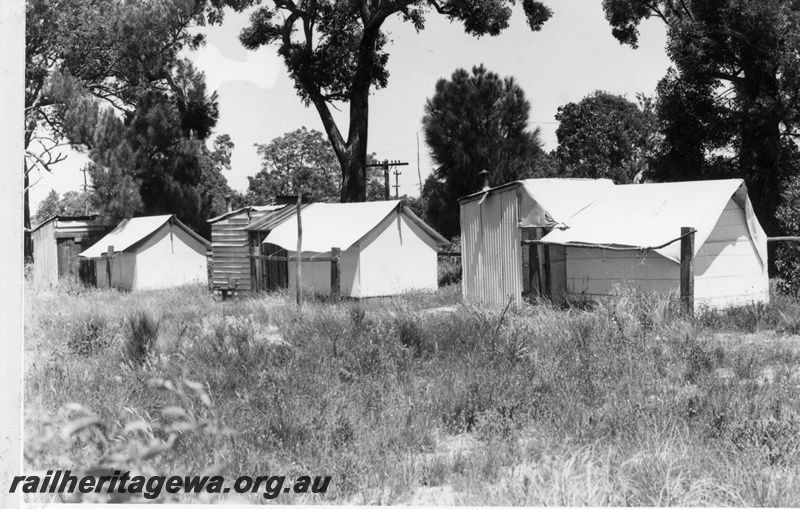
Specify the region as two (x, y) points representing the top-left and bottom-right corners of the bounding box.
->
(32, 221), (57, 286)
(210, 210), (270, 294)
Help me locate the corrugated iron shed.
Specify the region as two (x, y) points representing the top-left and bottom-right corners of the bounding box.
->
(459, 178), (613, 307)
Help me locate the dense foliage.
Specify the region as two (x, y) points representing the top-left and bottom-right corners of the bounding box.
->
(555, 91), (658, 183)
(421, 65), (545, 238)
(33, 190), (93, 225)
(248, 128), (342, 203)
(25, 0), (242, 243)
(602, 0), (800, 236)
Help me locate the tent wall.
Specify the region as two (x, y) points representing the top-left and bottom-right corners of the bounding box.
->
(461, 186), (523, 307)
(359, 213), (438, 297)
(564, 248), (679, 300)
(287, 248), (360, 297)
(563, 199), (767, 310)
(694, 198), (769, 308)
(132, 224), (207, 290)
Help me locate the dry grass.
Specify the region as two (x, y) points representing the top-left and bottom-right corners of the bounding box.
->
(23, 278), (800, 504)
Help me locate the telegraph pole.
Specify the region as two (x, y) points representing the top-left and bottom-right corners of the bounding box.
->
(80, 164), (90, 214)
(393, 168), (401, 199)
(367, 160), (408, 200)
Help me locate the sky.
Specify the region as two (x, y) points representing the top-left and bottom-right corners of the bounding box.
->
(28, 0), (673, 211)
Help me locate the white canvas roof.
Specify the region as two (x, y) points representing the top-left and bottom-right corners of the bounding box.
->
(517, 178), (616, 228)
(80, 215), (209, 258)
(540, 179), (767, 265)
(263, 200), (448, 253)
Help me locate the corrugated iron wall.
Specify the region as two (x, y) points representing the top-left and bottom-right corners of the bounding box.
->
(460, 187), (522, 307)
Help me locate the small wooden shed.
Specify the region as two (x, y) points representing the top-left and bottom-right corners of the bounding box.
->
(80, 215), (211, 291)
(207, 204), (287, 295)
(31, 215), (113, 287)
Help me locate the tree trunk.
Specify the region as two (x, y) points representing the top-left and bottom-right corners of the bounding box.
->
(340, 90), (369, 202)
(306, 16), (384, 203)
(737, 47), (783, 238)
(24, 160), (33, 263)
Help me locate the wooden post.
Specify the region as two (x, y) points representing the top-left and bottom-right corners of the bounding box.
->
(330, 247), (341, 301)
(249, 246), (258, 295)
(543, 241), (552, 299)
(106, 245), (113, 289)
(295, 192), (303, 308)
(383, 161), (390, 201)
(680, 227), (695, 316)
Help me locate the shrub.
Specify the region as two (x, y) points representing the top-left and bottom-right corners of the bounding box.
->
(124, 310), (160, 366)
(728, 414), (800, 466)
(66, 312), (113, 356)
(775, 176), (800, 296)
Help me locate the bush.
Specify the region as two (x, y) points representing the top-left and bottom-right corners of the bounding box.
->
(124, 310), (159, 366)
(438, 236), (462, 287)
(775, 176), (800, 296)
(66, 312), (113, 356)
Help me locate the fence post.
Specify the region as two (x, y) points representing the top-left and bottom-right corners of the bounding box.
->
(680, 227), (695, 316)
(106, 245), (114, 289)
(249, 246), (258, 296)
(330, 247), (341, 301)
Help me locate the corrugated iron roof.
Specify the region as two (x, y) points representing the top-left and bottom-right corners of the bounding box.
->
(80, 215), (210, 257)
(244, 203), (311, 232)
(30, 214), (104, 234)
(207, 204), (285, 224)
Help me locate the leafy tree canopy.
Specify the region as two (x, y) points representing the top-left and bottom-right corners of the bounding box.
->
(246, 128), (388, 204)
(555, 91), (658, 183)
(602, 0), (800, 238)
(86, 62), (221, 234)
(25, 0), (229, 255)
(421, 64), (545, 238)
(223, 0), (554, 202)
(248, 127), (342, 203)
(33, 190), (94, 226)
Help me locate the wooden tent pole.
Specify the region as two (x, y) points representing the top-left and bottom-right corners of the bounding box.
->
(106, 245), (113, 289)
(680, 227), (695, 316)
(330, 247), (341, 301)
(296, 192), (303, 309)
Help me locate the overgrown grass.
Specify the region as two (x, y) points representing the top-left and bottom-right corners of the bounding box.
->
(23, 279), (800, 504)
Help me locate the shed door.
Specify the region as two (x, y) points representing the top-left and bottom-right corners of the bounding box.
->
(56, 238), (82, 279)
(261, 242), (289, 291)
(522, 228), (549, 298)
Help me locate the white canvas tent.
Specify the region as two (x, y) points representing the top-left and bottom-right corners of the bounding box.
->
(262, 200), (449, 298)
(80, 215), (211, 291)
(540, 179), (768, 310)
(460, 178), (615, 306)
